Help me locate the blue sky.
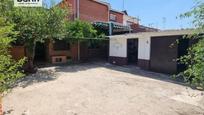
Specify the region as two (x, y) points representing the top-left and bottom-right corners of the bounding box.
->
(45, 0), (196, 30)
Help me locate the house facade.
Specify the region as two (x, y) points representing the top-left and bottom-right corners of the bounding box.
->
(60, 0), (110, 22)
(46, 0), (141, 64)
(109, 30), (194, 74)
(11, 0), (156, 65)
(110, 9), (124, 24)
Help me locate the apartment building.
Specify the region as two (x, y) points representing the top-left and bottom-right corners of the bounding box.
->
(60, 0), (141, 35)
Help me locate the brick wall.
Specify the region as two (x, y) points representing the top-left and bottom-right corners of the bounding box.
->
(110, 10), (123, 24)
(130, 23), (140, 33)
(60, 0), (109, 22)
(59, 0), (76, 20)
(47, 41), (72, 63)
(79, 0), (109, 22)
(10, 46), (25, 60)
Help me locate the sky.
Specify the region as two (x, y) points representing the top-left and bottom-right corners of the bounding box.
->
(45, 0), (197, 30)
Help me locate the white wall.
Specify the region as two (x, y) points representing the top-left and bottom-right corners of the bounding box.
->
(109, 36), (151, 60)
(138, 37), (151, 60)
(109, 38), (127, 57)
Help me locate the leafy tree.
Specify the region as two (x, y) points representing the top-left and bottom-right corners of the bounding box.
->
(64, 19), (98, 42)
(179, 0), (204, 89)
(14, 7), (67, 72)
(0, 17), (25, 93)
(0, 1), (68, 72)
(64, 19), (105, 61)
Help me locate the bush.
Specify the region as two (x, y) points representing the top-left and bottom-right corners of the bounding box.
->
(179, 37), (204, 89)
(178, 1), (204, 90)
(0, 17), (25, 93)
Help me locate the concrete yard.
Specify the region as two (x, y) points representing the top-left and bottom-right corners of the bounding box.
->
(3, 62), (204, 115)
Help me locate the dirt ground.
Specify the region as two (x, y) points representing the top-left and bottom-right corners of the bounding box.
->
(3, 62), (204, 115)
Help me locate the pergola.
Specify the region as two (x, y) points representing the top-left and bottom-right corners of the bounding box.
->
(92, 21), (132, 35)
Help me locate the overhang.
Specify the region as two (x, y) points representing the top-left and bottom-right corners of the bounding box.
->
(93, 21), (131, 32)
(109, 29), (196, 39)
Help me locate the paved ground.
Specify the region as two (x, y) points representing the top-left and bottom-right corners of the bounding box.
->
(3, 62), (204, 115)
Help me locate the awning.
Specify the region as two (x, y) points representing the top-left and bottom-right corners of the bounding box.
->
(92, 21), (132, 33)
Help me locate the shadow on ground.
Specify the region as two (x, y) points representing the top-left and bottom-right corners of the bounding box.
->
(15, 61), (186, 88)
(14, 69), (57, 88)
(54, 61), (186, 86)
(3, 109), (14, 115)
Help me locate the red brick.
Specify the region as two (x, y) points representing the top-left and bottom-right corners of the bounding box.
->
(10, 46), (25, 60)
(47, 41), (72, 63)
(110, 10), (124, 24)
(60, 0), (109, 22)
(79, 0), (109, 22)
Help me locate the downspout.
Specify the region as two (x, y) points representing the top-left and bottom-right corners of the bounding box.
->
(77, 0), (80, 19)
(74, 0), (76, 19)
(77, 0), (80, 61)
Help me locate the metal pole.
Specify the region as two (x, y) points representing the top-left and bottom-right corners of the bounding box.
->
(109, 22), (112, 36)
(78, 40), (80, 61)
(77, 0), (80, 19)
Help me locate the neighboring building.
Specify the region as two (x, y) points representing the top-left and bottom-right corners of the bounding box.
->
(59, 0), (137, 35)
(59, 0), (110, 22)
(122, 10), (139, 26)
(109, 9), (124, 24)
(109, 30), (195, 74)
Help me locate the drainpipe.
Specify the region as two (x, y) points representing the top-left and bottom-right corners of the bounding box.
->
(77, 0), (80, 19)
(74, 0), (76, 19)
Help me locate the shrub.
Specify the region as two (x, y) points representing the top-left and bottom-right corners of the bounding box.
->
(0, 17), (25, 93)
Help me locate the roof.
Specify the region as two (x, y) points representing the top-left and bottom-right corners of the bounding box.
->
(93, 21), (131, 32)
(109, 29), (195, 39)
(93, 0), (110, 7)
(132, 25), (159, 33)
(122, 10), (128, 15)
(110, 9), (125, 15)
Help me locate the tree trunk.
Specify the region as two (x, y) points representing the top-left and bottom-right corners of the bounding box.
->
(24, 41), (37, 73)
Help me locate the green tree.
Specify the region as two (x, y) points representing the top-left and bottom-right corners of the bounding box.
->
(15, 7), (67, 72)
(179, 1), (204, 89)
(1, 1), (68, 72)
(65, 19), (98, 42)
(64, 19), (105, 61)
(0, 17), (25, 93)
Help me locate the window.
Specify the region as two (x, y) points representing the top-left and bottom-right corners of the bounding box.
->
(53, 40), (70, 51)
(110, 14), (117, 22)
